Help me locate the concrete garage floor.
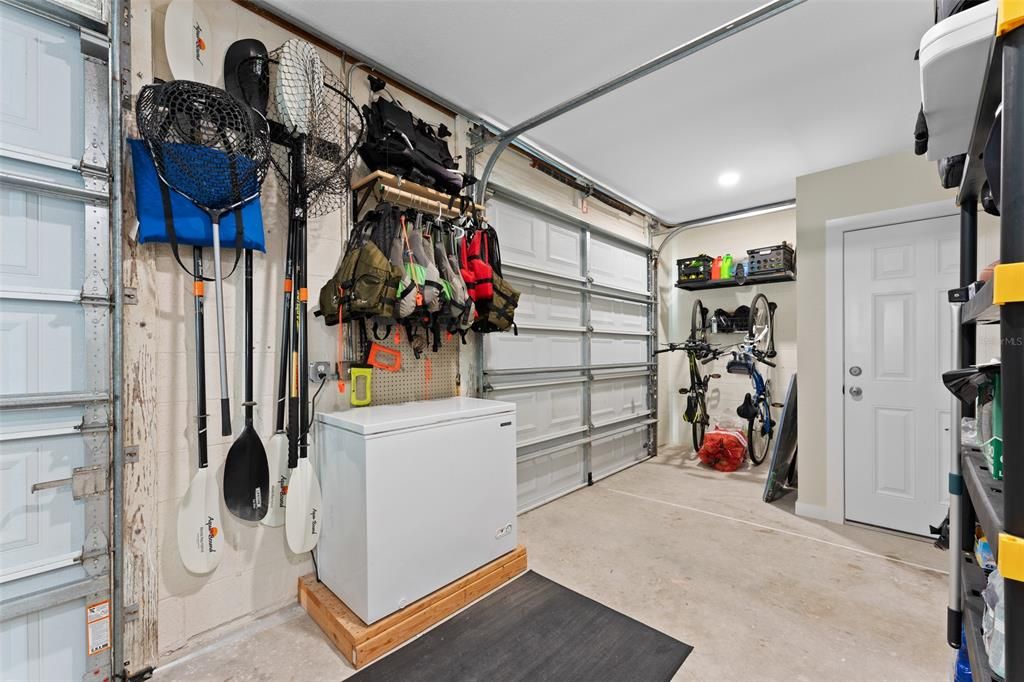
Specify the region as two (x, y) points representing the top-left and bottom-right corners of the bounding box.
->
(154, 448), (950, 681)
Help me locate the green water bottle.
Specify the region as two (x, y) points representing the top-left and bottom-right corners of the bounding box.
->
(721, 253), (733, 279)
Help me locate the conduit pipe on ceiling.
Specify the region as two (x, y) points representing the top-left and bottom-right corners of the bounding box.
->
(471, 0), (808, 205)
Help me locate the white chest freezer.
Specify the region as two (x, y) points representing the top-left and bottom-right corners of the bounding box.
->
(314, 397), (518, 624)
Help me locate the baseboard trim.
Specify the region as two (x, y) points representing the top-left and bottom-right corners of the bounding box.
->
(795, 501), (842, 524)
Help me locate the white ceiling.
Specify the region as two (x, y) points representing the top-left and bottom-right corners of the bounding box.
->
(264, 0), (934, 223)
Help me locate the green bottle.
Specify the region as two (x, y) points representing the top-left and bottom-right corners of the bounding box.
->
(721, 253), (733, 279)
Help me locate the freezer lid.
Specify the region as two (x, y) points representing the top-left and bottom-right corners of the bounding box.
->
(316, 397), (516, 435)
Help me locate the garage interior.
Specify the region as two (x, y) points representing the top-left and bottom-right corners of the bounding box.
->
(1, 0), (1021, 680)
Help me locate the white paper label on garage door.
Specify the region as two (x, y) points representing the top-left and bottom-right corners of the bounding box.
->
(86, 600), (110, 655)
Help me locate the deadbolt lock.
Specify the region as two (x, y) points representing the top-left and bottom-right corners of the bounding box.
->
(849, 366), (862, 377)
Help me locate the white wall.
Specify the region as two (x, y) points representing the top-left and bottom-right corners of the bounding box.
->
(655, 209), (796, 449)
(129, 0), (649, 662)
(794, 151), (1000, 517)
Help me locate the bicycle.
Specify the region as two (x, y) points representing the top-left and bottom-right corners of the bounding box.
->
(654, 299), (723, 452)
(726, 293), (779, 465)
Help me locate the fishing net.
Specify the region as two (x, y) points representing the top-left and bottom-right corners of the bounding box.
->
(136, 80), (271, 212)
(238, 39), (363, 218)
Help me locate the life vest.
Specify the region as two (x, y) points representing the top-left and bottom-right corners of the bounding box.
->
(461, 228), (493, 302)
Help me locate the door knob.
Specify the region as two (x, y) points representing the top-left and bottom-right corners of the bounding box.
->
(849, 386), (863, 398)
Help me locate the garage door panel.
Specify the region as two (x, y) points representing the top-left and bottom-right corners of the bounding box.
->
(590, 236), (648, 294)
(591, 428), (648, 479)
(495, 384), (585, 446)
(0, 6), (109, 682)
(1, 301), (89, 396)
(485, 193), (653, 513)
(491, 199), (581, 278)
(1, 189), (86, 292)
(516, 445), (585, 511)
(591, 296), (648, 333)
(484, 330), (583, 370)
(546, 224), (581, 274)
(591, 333), (648, 366)
(0, 598), (87, 682)
(592, 376), (649, 427)
(0, 6), (85, 166)
(506, 279), (582, 327)
(1, 429), (86, 580)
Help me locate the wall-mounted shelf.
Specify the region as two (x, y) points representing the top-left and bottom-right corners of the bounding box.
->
(675, 271), (796, 291)
(351, 170), (486, 219)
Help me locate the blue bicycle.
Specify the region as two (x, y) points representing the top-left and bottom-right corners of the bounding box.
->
(726, 293), (778, 465)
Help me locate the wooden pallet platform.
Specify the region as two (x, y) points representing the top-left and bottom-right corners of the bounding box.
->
(298, 545), (528, 669)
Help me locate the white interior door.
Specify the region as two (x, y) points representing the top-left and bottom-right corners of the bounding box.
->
(843, 215), (958, 535)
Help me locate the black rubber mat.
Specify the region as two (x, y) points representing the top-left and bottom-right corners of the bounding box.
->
(349, 570), (692, 682)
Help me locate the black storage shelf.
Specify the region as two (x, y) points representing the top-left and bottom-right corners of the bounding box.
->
(675, 270), (796, 291)
(963, 446), (1004, 559)
(961, 552), (1004, 682)
(964, 282), (1000, 324)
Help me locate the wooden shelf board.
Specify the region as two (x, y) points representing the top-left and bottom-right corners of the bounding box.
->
(351, 170), (486, 214)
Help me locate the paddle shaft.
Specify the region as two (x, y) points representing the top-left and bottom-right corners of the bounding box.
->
(295, 135), (310, 461)
(210, 211), (232, 436)
(193, 248), (209, 469)
(274, 204), (297, 433)
(286, 139), (306, 469)
(244, 248), (254, 424)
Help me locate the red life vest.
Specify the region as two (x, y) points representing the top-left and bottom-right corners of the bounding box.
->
(461, 229), (493, 302)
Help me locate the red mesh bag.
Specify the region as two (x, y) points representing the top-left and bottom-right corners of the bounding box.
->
(697, 427), (748, 472)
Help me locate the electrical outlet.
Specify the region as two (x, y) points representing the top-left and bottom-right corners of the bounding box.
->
(309, 361), (332, 382)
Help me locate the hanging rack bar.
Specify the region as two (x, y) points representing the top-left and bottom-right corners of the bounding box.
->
(352, 170), (486, 218)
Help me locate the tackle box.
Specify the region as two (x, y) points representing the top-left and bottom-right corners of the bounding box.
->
(677, 254), (714, 283)
(746, 242), (795, 275)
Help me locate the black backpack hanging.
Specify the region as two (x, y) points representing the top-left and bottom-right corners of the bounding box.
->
(358, 85), (476, 196)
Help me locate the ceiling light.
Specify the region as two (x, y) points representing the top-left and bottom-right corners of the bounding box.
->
(718, 171), (740, 188)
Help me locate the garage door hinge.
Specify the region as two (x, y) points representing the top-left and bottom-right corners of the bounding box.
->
(73, 465), (109, 499)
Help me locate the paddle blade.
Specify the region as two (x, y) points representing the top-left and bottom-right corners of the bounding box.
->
(177, 467), (223, 574)
(261, 432), (290, 527)
(284, 459), (321, 554)
(224, 425), (270, 521)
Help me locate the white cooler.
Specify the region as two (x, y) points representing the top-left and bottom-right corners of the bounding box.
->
(313, 397), (518, 624)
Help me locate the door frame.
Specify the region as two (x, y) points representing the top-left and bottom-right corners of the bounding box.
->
(821, 199), (957, 525)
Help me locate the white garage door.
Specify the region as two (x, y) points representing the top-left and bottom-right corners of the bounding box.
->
(483, 190), (656, 512)
(0, 3), (113, 682)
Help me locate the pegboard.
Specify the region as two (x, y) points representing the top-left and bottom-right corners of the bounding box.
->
(344, 321), (462, 406)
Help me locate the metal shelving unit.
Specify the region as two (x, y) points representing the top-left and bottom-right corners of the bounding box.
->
(674, 270), (795, 291)
(945, 4), (1024, 680)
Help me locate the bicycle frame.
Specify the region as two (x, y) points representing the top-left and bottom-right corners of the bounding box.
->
(736, 340), (773, 436)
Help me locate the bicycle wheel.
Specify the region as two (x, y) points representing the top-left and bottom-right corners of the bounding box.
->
(747, 400), (773, 465)
(747, 293), (772, 354)
(691, 392), (707, 452)
(690, 298), (708, 343)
